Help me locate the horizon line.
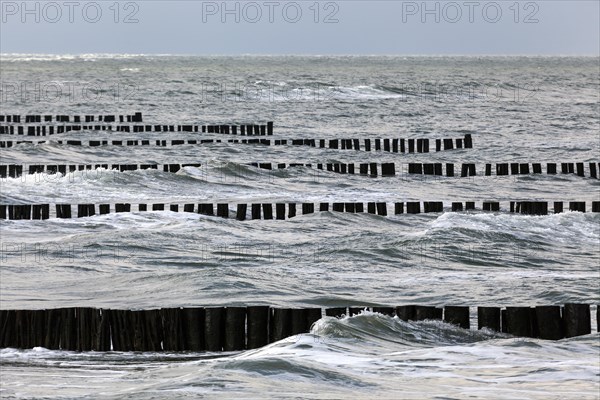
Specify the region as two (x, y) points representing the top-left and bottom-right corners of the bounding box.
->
(2, 53), (599, 58)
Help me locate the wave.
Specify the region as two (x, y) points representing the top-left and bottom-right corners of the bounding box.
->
(427, 211), (600, 245)
(309, 310), (506, 347)
(214, 312), (599, 395)
(0, 53), (175, 62)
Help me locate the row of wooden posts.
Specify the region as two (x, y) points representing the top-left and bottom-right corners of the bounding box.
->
(0, 122), (274, 136)
(3, 161), (597, 179)
(0, 304), (596, 352)
(0, 135), (472, 152)
(0, 113), (143, 123)
(1, 201), (597, 220)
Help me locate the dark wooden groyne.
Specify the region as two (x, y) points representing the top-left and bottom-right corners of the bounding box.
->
(1, 200), (598, 220)
(0, 135), (471, 153)
(0, 138), (271, 148)
(0, 113), (143, 124)
(1, 113), (276, 137)
(0, 163), (204, 178)
(3, 161), (598, 180)
(0, 304), (596, 351)
(0, 122), (274, 136)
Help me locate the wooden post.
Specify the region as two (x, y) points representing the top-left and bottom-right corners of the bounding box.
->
(535, 306), (563, 340)
(395, 202), (404, 214)
(251, 204), (261, 219)
(0, 310), (16, 348)
(262, 204), (273, 220)
(569, 202), (586, 213)
(370, 163), (378, 177)
(14, 310), (29, 348)
(116, 203), (131, 213)
(270, 308), (292, 343)
(406, 202), (420, 214)
(204, 307), (224, 351)
(215, 204), (228, 218)
(367, 202), (376, 214)
(464, 134), (473, 148)
(563, 303), (591, 338)
(142, 309), (163, 352)
(56, 204), (72, 218)
(61, 308), (77, 350)
(477, 307), (500, 331)
(198, 204), (214, 216)
(444, 306), (470, 329)
(302, 203), (314, 215)
(446, 163), (454, 177)
(76, 307), (93, 351)
(224, 307), (246, 351)
(452, 202), (463, 211)
(414, 306), (442, 321)
(576, 162), (585, 177)
(381, 163), (395, 176)
(161, 308), (183, 351)
(505, 307), (533, 337)
(590, 162), (597, 178)
(345, 203), (355, 213)
(288, 203), (296, 218)
(91, 309), (109, 351)
(443, 138), (453, 150)
(290, 309), (308, 335)
(43, 309), (61, 350)
(423, 138), (430, 153)
(182, 308), (205, 351)
(554, 201), (563, 213)
(247, 306), (269, 349)
(129, 310), (147, 351)
(31, 310), (47, 348)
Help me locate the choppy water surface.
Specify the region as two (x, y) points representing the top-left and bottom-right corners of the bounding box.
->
(0, 55), (599, 399)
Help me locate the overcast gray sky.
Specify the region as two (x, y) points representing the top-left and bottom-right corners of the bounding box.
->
(1, 1), (598, 55)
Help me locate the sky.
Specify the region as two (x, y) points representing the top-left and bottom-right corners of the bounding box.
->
(0, 0), (599, 55)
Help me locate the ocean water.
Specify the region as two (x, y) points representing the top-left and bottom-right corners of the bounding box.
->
(0, 55), (599, 399)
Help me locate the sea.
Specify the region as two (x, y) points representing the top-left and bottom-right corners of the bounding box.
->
(0, 55), (599, 399)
